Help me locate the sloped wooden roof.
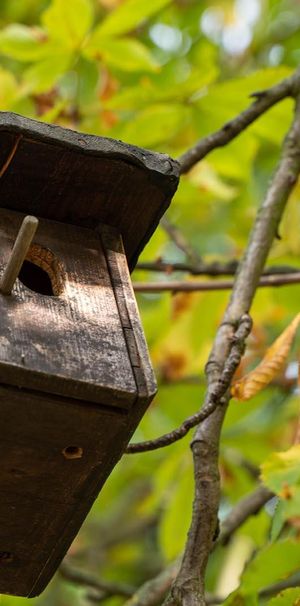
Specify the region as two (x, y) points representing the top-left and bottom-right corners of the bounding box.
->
(0, 112), (180, 269)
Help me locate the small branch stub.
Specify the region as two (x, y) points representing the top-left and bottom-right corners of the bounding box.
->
(1, 215), (39, 295)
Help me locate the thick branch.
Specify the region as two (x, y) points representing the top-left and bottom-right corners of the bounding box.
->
(167, 90), (300, 606)
(133, 271), (300, 293)
(178, 68), (300, 173)
(121, 484), (272, 606)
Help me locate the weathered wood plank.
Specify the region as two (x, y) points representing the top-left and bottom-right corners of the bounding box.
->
(100, 224), (157, 408)
(0, 208), (136, 407)
(0, 112), (180, 269)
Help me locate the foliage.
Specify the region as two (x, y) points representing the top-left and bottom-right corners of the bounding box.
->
(1, 0), (300, 605)
(232, 314), (300, 401)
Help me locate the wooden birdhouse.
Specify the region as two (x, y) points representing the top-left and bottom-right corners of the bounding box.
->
(0, 112), (179, 597)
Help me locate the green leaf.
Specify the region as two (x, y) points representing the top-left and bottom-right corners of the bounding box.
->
(224, 590), (258, 606)
(241, 540), (300, 593)
(0, 24), (48, 61)
(268, 588), (300, 605)
(42, 0), (93, 48)
(159, 457), (193, 560)
(95, 0), (171, 38)
(85, 37), (159, 72)
(209, 134), (258, 182)
(75, 57), (100, 108)
(23, 53), (71, 93)
(188, 161), (238, 201)
(116, 103), (190, 147)
(261, 445), (300, 495)
(270, 499), (285, 542)
(0, 68), (18, 109)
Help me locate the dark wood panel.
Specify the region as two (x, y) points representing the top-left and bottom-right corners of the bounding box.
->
(0, 385), (129, 597)
(0, 112), (180, 269)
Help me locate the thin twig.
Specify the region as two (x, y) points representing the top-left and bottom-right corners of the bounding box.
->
(126, 314), (252, 454)
(259, 571), (300, 598)
(218, 485), (274, 546)
(135, 260), (299, 276)
(178, 68), (300, 173)
(133, 271), (300, 293)
(166, 81), (300, 606)
(59, 563), (135, 598)
(123, 559), (182, 606)
(0, 134), (22, 178)
(160, 217), (202, 264)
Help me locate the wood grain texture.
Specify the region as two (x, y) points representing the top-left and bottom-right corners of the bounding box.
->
(0, 208), (157, 597)
(0, 208), (137, 407)
(100, 224), (157, 404)
(0, 384), (130, 597)
(0, 112), (180, 270)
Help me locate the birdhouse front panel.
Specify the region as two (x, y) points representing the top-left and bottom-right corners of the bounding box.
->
(0, 208), (138, 406)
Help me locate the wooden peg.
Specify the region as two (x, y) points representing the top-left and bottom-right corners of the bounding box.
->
(1, 215), (39, 295)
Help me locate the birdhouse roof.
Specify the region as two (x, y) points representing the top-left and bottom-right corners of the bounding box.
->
(0, 112), (180, 269)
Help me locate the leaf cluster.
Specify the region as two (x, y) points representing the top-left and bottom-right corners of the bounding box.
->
(1, 1), (300, 605)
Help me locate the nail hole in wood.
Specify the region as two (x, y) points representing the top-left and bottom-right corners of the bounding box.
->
(0, 552), (13, 564)
(18, 244), (64, 296)
(62, 446), (83, 460)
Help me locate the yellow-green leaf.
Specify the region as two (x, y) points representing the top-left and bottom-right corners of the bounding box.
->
(23, 54), (71, 93)
(241, 540), (300, 593)
(188, 161), (238, 201)
(42, 0), (93, 48)
(159, 461), (193, 560)
(0, 24), (48, 61)
(268, 588), (300, 605)
(95, 0), (171, 38)
(117, 104), (190, 147)
(87, 37), (158, 72)
(261, 444), (300, 495)
(0, 68), (19, 109)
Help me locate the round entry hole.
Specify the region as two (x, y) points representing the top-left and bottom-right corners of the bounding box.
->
(18, 244), (64, 296)
(19, 260), (54, 296)
(62, 446), (83, 460)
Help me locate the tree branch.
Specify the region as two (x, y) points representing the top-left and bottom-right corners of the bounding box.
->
(119, 484), (273, 606)
(59, 563), (135, 598)
(160, 217), (202, 264)
(133, 271), (300, 293)
(126, 314), (252, 454)
(178, 67), (300, 173)
(135, 260), (299, 277)
(218, 485), (274, 546)
(259, 571), (300, 598)
(166, 85), (300, 606)
(123, 559), (182, 606)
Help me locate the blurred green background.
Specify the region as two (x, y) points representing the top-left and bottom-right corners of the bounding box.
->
(1, 1), (300, 604)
